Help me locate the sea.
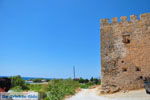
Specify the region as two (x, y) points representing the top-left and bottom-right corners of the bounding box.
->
(0, 76), (52, 80)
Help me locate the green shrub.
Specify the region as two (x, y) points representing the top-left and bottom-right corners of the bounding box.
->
(45, 79), (79, 100)
(32, 78), (43, 83)
(29, 84), (48, 100)
(78, 78), (85, 83)
(11, 86), (23, 92)
(80, 84), (89, 89)
(78, 78), (90, 83)
(90, 77), (101, 85)
(10, 75), (29, 90)
(80, 82), (94, 89)
(29, 84), (43, 92)
(92, 78), (101, 85)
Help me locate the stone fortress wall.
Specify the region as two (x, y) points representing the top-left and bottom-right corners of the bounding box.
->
(101, 13), (150, 93)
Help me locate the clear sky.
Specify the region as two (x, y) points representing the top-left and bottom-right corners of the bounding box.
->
(0, 0), (149, 79)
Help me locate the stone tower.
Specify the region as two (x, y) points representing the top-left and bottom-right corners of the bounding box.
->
(101, 13), (150, 93)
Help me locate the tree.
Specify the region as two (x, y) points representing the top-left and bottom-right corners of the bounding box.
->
(84, 79), (89, 83)
(10, 75), (28, 90)
(78, 78), (84, 83)
(90, 77), (94, 82)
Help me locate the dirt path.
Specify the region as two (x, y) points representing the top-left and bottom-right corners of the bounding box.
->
(65, 87), (150, 100)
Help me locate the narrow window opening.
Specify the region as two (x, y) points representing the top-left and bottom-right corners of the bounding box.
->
(139, 76), (143, 79)
(137, 76), (143, 80)
(122, 35), (130, 44)
(136, 67), (141, 71)
(122, 68), (127, 72)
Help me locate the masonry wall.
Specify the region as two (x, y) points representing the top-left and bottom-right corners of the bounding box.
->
(101, 13), (150, 93)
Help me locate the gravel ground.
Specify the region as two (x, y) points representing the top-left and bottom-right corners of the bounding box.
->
(65, 86), (150, 100)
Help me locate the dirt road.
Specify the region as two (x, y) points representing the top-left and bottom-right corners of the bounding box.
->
(65, 87), (150, 100)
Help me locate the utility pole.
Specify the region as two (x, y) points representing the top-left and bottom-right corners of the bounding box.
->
(73, 66), (76, 79)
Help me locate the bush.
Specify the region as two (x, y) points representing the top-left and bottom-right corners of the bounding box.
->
(80, 84), (89, 89)
(80, 82), (94, 89)
(10, 75), (29, 90)
(79, 77), (101, 89)
(29, 84), (48, 100)
(29, 84), (43, 92)
(78, 78), (85, 83)
(32, 78), (43, 83)
(11, 86), (23, 92)
(93, 78), (101, 84)
(90, 77), (101, 85)
(45, 79), (79, 100)
(78, 78), (89, 83)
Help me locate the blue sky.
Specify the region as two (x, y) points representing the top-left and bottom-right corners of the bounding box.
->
(0, 0), (149, 78)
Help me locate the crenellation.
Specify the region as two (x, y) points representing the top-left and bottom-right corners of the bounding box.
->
(100, 13), (150, 31)
(140, 13), (150, 20)
(120, 16), (127, 22)
(101, 13), (150, 26)
(130, 15), (138, 22)
(100, 19), (111, 28)
(100, 19), (109, 24)
(112, 17), (118, 23)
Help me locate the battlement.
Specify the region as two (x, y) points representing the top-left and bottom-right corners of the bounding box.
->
(100, 13), (150, 25)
